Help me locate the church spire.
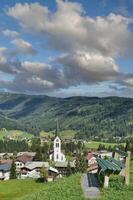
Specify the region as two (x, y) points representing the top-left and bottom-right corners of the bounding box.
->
(56, 118), (59, 137)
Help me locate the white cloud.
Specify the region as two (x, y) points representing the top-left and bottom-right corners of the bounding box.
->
(21, 61), (50, 73)
(0, 0), (132, 95)
(55, 52), (120, 84)
(0, 47), (7, 64)
(2, 29), (20, 38)
(11, 38), (37, 55)
(7, 1), (133, 57)
(123, 77), (133, 88)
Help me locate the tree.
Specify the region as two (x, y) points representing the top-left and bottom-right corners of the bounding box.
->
(66, 161), (72, 176)
(75, 154), (87, 173)
(10, 160), (17, 179)
(40, 165), (48, 182)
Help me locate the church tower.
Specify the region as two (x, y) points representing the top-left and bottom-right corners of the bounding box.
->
(49, 119), (66, 162)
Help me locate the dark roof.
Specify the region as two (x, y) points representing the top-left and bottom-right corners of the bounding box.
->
(96, 158), (123, 173)
(0, 164), (11, 172)
(17, 155), (34, 164)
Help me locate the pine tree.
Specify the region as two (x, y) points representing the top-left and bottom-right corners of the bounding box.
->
(10, 160), (17, 179)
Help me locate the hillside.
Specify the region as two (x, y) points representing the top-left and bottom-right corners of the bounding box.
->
(0, 93), (133, 138)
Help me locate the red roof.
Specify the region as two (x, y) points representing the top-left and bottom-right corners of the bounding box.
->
(85, 153), (94, 161)
(17, 155), (34, 164)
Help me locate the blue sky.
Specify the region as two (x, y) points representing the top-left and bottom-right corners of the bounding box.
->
(0, 0), (133, 97)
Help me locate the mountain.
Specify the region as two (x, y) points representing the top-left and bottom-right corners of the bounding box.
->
(0, 93), (133, 138)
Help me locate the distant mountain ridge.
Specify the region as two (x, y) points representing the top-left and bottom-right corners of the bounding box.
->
(0, 93), (133, 138)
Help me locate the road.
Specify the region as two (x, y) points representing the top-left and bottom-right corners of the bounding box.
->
(81, 173), (100, 199)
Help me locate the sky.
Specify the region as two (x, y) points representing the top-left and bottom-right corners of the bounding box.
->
(0, 0), (133, 97)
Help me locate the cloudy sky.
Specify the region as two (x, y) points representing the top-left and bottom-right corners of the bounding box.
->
(0, 0), (133, 97)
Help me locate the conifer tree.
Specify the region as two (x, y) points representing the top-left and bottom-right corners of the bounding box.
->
(10, 160), (17, 179)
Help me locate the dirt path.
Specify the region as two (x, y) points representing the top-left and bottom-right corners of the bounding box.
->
(81, 173), (100, 199)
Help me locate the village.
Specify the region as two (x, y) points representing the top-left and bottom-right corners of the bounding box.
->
(0, 126), (131, 198)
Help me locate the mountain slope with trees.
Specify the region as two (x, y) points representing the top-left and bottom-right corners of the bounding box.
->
(0, 93), (132, 138)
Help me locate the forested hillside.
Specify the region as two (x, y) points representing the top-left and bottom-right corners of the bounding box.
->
(0, 93), (132, 138)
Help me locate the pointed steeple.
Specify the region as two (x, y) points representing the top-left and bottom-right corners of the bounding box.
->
(55, 118), (59, 137)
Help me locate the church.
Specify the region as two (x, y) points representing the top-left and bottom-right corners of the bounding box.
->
(49, 120), (66, 162)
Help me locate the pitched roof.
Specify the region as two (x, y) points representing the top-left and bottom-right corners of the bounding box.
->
(86, 153), (95, 160)
(0, 163), (11, 172)
(17, 152), (36, 157)
(49, 166), (58, 173)
(17, 155), (34, 164)
(24, 162), (49, 170)
(0, 159), (12, 164)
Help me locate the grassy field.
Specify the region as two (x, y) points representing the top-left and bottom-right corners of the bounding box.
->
(0, 179), (44, 200)
(85, 141), (125, 149)
(0, 130), (33, 140)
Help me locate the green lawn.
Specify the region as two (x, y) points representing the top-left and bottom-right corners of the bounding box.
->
(0, 179), (44, 200)
(0, 162), (133, 200)
(85, 141), (125, 149)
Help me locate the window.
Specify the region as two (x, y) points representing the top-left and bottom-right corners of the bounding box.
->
(56, 154), (59, 160)
(56, 143), (59, 148)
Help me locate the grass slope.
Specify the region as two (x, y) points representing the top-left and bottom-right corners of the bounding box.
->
(0, 179), (44, 200)
(0, 130), (33, 140)
(0, 161), (133, 200)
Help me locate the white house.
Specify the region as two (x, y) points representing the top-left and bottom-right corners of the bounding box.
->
(20, 161), (49, 179)
(50, 136), (66, 162)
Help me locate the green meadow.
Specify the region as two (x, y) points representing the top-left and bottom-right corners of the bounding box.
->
(85, 141), (125, 149)
(0, 130), (33, 140)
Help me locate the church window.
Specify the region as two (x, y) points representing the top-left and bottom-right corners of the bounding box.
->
(56, 143), (59, 148)
(56, 154), (59, 159)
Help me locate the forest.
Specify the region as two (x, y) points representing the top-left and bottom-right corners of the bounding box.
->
(0, 93), (132, 139)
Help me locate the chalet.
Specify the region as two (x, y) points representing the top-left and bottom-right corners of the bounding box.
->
(20, 161), (58, 181)
(16, 152), (36, 170)
(0, 163), (11, 180)
(20, 161), (49, 179)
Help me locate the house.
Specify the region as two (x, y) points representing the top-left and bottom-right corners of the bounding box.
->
(0, 163), (11, 180)
(55, 161), (75, 175)
(20, 161), (49, 179)
(50, 136), (66, 162)
(86, 152), (97, 166)
(85, 152), (98, 173)
(20, 161), (59, 181)
(16, 152), (36, 170)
